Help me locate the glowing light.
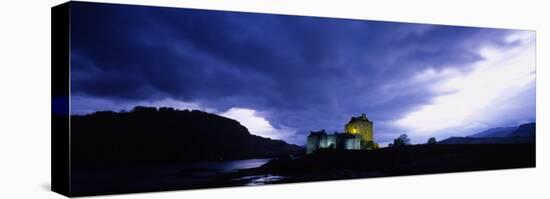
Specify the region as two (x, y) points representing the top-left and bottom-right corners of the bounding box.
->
(394, 31), (535, 135)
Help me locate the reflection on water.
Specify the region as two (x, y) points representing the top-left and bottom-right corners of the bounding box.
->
(182, 158), (272, 172)
(179, 158), (286, 185)
(237, 175), (286, 185)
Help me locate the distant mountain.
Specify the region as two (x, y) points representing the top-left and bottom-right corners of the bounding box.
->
(70, 106), (304, 169)
(438, 136), (534, 145)
(468, 127), (517, 138)
(440, 123), (535, 145)
(508, 123), (536, 137)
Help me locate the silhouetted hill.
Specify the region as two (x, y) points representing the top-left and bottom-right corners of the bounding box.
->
(70, 106), (304, 169)
(468, 127), (517, 138)
(440, 122), (535, 145)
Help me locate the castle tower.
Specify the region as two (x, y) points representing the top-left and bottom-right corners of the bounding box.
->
(344, 113), (376, 149)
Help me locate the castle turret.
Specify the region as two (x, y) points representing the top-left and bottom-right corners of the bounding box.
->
(345, 113), (377, 149)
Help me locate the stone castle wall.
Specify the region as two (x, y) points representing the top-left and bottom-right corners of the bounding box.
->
(307, 113), (377, 154)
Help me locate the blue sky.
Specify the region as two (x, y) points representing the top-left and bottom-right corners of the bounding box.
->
(70, 2), (536, 145)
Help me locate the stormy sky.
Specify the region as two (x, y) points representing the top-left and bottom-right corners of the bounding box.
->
(69, 2), (536, 145)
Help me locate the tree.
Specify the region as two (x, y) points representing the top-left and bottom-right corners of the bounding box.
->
(392, 133), (410, 147)
(427, 137), (437, 144)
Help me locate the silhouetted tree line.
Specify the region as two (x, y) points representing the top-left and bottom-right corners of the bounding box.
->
(70, 106), (304, 169)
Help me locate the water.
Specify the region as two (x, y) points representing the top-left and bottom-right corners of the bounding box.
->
(179, 158), (286, 185)
(72, 158), (283, 194)
(180, 158), (272, 172)
(239, 175), (286, 185)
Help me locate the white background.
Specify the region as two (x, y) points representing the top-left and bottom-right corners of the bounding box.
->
(0, 0), (548, 198)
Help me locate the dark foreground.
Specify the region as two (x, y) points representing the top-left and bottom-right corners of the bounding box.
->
(254, 143), (535, 183)
(70, 144), (535, 196)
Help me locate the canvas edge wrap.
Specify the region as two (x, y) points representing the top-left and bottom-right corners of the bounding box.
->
(49, 1), (537, 197)
(52, 2), (71, 197)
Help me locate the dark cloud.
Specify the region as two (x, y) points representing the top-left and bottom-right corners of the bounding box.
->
(69, 2), (531, 144)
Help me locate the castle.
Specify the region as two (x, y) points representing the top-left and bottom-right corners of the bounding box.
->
(307, 113), (378, 154)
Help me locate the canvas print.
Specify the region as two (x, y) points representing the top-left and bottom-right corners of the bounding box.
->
(52, 1), (536, 197)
